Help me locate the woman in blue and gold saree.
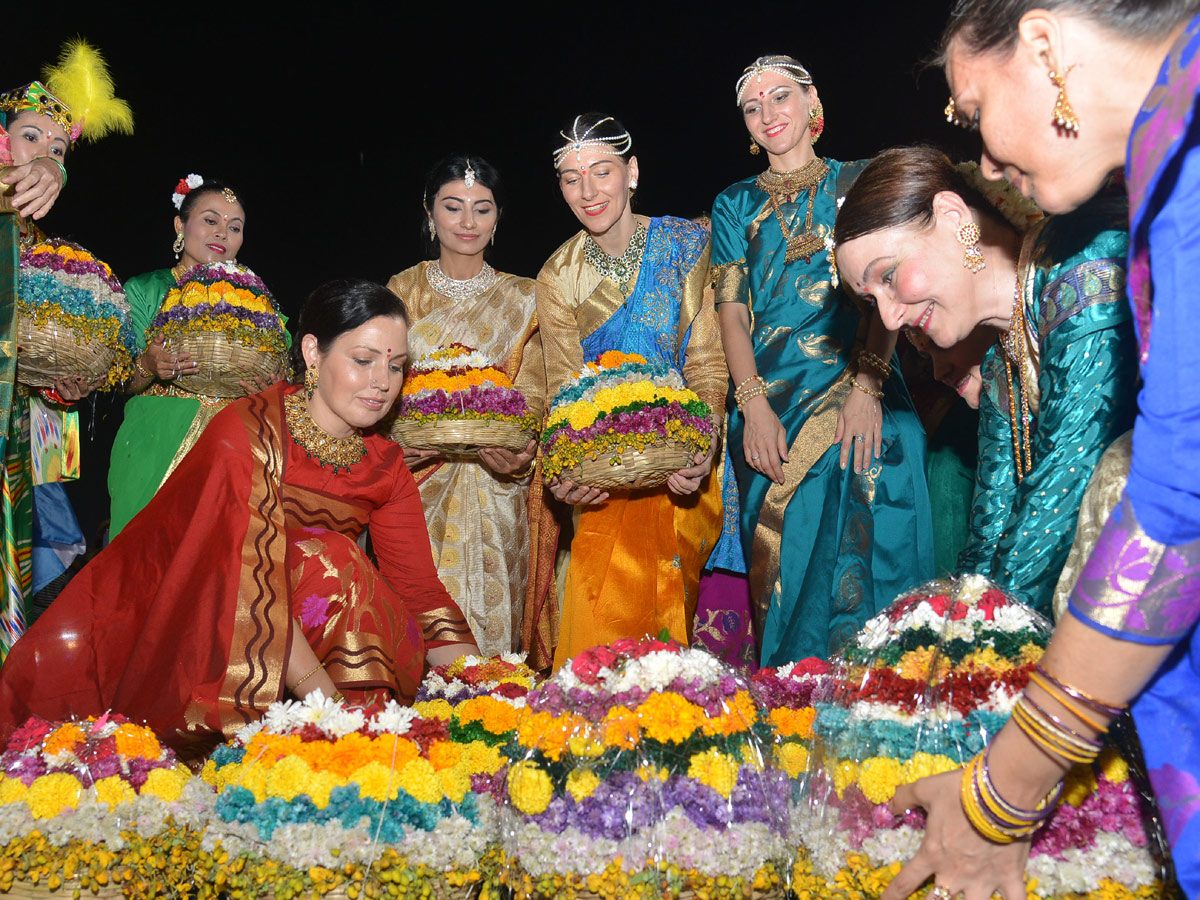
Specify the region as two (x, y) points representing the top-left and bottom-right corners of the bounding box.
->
(713, 56), (934, 666)
(535, 114), (726, 670)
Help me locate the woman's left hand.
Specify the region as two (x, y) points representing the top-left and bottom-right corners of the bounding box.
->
(835, 378), (883, 474)
(51, 374), (106, 402)
(3, 158), (64, 220)
(238, 367), (287, 397)
(667, 433), (717, 496)
(478, 439), (536, 477)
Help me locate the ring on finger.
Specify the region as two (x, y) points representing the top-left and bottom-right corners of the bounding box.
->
(854, 433), (865, 442)
(927, 886), (953, 900)
(751, 454), (761, 460)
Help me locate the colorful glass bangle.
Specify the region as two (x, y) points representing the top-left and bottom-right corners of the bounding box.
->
(1028, 670), (1107, 732)
(1035, 663), (1126, 717)
(1012, 698), (1101, 765)
(48, 157), (67, 189)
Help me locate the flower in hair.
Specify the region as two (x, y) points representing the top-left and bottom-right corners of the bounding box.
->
(171, 173), (204, 210)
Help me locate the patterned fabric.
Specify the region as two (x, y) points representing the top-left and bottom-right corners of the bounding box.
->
(960, 193), (1138, 618)
(711, 162), (934, 664)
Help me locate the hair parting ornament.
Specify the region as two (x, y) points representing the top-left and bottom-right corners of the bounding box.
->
(735, 55), (813, 105)
(463, 158), (476, 189)
(552, 115), (632, 169)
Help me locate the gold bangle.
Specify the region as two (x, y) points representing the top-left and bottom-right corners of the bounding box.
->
(293, 661), (324, 689)
(857, 349), (891, 380)
(331, 691), (345, 704)
(851, 378), (884, 400)
(134, 356), (153, 380)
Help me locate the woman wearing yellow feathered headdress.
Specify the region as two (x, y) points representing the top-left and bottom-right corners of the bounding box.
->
(0, 39), (131, 661)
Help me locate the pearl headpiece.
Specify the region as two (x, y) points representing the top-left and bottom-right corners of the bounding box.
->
(736, 55), (813, 105)
(463, 158), (477, 189)
(552, 115), (632, 169)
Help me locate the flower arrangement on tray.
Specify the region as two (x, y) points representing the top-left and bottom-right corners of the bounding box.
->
(540, 351), (715, 491)
(0, 713), (213, 898)
(16, 238), (135, 389)
(501, 638), (791, 900)
(392, 343), (538, 454)
(199, 690), (507, 900)
(148, 260), (287, 398)
(794, 575), (1162, 900)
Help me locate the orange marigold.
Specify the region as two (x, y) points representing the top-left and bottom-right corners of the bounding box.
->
(767, 707), (816, 739)
(638, 692), (705, 744)
(601, 706), (641, 750)
(43, 723), (85, 757)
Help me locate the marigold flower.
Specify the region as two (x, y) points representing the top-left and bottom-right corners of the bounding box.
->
(398, 756), (443, 805)
(565, 768), (602, 802)
(507, 761), (554, 815)
(43, 722), (85, 757)
(638, 692), (705, 744)
(777, 742), (810, 779)
(601, 706), (641, 750)
(25, 772), (82, 819)
(687, 748), (740, 798)
(858, 756), (904, 804)
(93, 775), (136, 809)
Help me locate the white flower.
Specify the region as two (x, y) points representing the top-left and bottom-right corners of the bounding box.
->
(368, 700), (420, 735)
(836, 195), (846, 209)
(234, 719), (264, 745)
(185, 173), (204, 189)
(262, 697), (302, 734)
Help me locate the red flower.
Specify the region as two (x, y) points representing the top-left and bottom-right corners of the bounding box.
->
(925, 594), (951, 616)
(591, 647), (618, 669)
(792, 657), (831, 677)
(978, 590), (1007, 620)
(7, 716), (54, 752)
(949, 601), (970, 621)
(494, 682), (527, 700)
(610, 637), (639, 655)
(77, 735), (117, 765)
(571, 653), (602, 684)
(174, 178), (191, 195)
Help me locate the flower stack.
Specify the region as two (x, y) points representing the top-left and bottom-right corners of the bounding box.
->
(392, 344), (538, 453)
(0, 713), (212, 897)
(795, 575), (1161, 900)
(149, 260), (286, 397)
(199, 691), (506, 899)
(541, 351), (715, 490)
(502, 638), (791, 900)
(17, 238), (135, 388)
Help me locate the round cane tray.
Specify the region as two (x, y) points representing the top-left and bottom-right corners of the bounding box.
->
(172, 332), (282, 398)
(16, 316), (116, 388)
(560, 441), (694, 491)
(391, 418), (534, 455)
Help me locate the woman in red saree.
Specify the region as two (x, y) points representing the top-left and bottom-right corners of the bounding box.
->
(0, 279), (478, 756)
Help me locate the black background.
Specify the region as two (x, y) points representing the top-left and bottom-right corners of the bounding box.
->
(10, 0), (978, 533)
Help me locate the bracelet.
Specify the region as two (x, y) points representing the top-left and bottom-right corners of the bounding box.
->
(293, 661), (324, 689)
(851, 377), (884, 400)
(331, 691), (345, 704)
(959, 750), (1061, 843)
(134, 355), (154, 380)
(1027, 670), (1105, 731)
(734, 374), (764, 393)
(48, 157), (67, 189)
(735, 384), (769, 410)
(857, 349), (891, 380)
(1034, 664), (1126, 718)
(1011, 696), (1103, 765)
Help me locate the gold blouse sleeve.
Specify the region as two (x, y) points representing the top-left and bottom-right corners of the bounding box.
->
(535, 264), (586, 404)
(513, 321), (547, 423)
(678, 241), (729, 417)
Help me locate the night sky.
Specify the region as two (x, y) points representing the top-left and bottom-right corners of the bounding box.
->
(10, 0), (978, 534)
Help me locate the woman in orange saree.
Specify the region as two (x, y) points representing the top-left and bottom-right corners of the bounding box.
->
(0, 280), (477, 756)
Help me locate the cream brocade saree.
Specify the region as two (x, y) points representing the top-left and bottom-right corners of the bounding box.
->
(387, 262), (546, 655)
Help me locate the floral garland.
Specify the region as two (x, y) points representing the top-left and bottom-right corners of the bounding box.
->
(18, 238), (136, 387)
(541, 352), (714, 480)
(149, 261), (288, 359)
(796, 576), (1161, 900)
(397, 344), (538, 431)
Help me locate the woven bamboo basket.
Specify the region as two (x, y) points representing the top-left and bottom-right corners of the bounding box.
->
(560, 440), (693, 491)
(172, 331), (283, 398)
(391, 418), (534, 455)
(3, 882), (125, 898)
(16, 315), (116, 388)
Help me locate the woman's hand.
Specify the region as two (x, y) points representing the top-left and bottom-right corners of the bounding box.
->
(238, 366), (287, 397)
(881, 769), (1031, 900)
(835, 377), (883, 473)
(667, 429), (718, 495)
(742, 394), (789, 484)
(3, 158), (64, 220)
(51, 374), (106, 403)
(402, 447), (440, 469)
(142, 333), (198, 380)
(547, 475), (609, 506)
(478, 439), (537, 477)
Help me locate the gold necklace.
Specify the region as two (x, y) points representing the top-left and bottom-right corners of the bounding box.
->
(171, 262), (190, 282)
(756, 158), (830, 264)
(999, 272), (1033, 482)
(584, 221), (648, 296)
(284, 391), (366, 473)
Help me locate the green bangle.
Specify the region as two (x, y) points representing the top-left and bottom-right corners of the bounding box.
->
(47, 157), (66, 189)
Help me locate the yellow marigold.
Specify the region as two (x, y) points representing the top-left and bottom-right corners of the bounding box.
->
(456, 696), (519, 735)
(638, 692), (705, 744)
(507, 761), (554, 815)
(858, 756), (904, 805)
(767, 706), (816, 740)
(439, 766), (472, 803)
(777, 742), (810, 779)
(1098, 747), (1129, 784)
(352, 761), (401, 803)
(565, 400), (602, 432)
(43, 723), (84, 757)
(457, 740), (506, 776)
(898, 646), (951, 682)
(399, 756), (443, 805)
(567, 734), (606, 759)
(958, 646), (1013, 674)
(93, 775), (136, 809)
(199, 759), (219, 787)
(902, 752), (960, 785)
(114, 723), (163, 760)
(25, 772), (82, 819)
(601, 706), (641, 750)
(141, 766), (190, 803)
(688, 748), (740, 798)
(0, 775), (26, 804)
(266, 755), (313, 801)
(1018, 642), (1044, 667)
(428, 740), (463, 772)
(239, 764), (269, 803)
(413, 699), (454, 720)
(565, 769), (602, 802)
(1062, 764), (1099, 807)
(306, 770), (340, 809)
(831, 759), (859, 798)
(635, 763), (669, 783)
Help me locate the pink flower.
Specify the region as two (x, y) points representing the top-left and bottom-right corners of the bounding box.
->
(571, 653), (601, 684)
(610, 637), (639, 655)
(299, 593), (330, 628)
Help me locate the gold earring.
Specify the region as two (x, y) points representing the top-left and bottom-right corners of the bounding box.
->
(749, 138), (761, 156)
(808, 100), (825, 145)
(304, 366), (318, 399)
(173, 233), (184, 257)
(957, 222), (985, 273)
(428, 219), (436, 240)
(490, 227), (496, 246)
(1049, 66), (1079, 133)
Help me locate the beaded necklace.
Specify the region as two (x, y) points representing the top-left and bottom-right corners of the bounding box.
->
(756, 157), (830, 264)
(999, 272), (1033, 482)
(425, 260), (498, 301)
(584, 221), (648, 296)
(284, 391), (366, 473)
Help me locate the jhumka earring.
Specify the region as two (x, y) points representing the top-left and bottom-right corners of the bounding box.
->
(173, 232), (184, 257)
(1049, 66), (1080, 133)
(428, 219), (436, 240)
(749, 138), (761, 156)
(304, 366), (319, 399)
(957, 222), (986, 273)
(808, 100), (825, 145)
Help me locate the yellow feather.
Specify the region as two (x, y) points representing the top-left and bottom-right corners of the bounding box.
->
(42, 39), (133, 141)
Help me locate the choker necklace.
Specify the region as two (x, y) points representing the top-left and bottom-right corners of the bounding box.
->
(285, 391), (366, 473)
(584, 221), (648, 296)
(426, 260), (497, 301)
(757, 158), (830, 264)
(999, 271), (1033, 482)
